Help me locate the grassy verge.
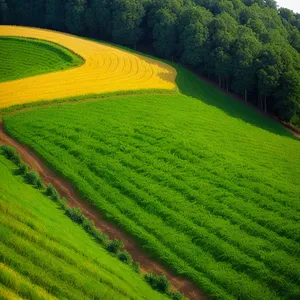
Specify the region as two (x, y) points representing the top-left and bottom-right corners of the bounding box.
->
(0, 36), (83, 82)
(4, 93), (300, 299)
(0, 145), (184, 300)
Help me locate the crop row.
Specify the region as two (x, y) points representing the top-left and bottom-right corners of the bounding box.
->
(4, 94), (300, 299)
(4, 131), (296, 298)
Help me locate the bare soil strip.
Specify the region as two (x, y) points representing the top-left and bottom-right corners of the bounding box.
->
(0, 121), (206, 300)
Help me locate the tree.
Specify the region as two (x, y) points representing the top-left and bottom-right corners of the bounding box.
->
(275, 70), (300, 123)
(111, 0), (145, 47)
(232, 26), (261, 101)
(208, 0), (236, 18)
(256, 44), (290, 112)
(152, 8), (178, 59)
(147, 0), (185, 29)
(45, 0), (65, 30)
(179, 6), (213, 67)
(279, 7), (296, 24)
(264, 0), (277, 9)
(65, 0), (87, 35)
(288, 27), (300, 52)
(210, 12), (238, 88)
(84, 0), (111, 38)
(30, 0), (46, 27)
(2, 0), (300, 125)
(8, 0), (31, 25)
(0, 0), (9, 24)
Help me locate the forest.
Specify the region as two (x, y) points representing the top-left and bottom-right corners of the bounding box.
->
(1, 0), (300, 127)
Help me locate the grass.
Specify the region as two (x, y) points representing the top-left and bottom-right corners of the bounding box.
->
(0, 37), (83, 82)
(4, 92), (300, 300)
(1, 26), (300, 300)
(0, 154), (168, 300)
(0, 26), (176, 108)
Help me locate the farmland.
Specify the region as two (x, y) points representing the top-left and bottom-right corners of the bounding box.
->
(1, 24), (300, 300)
(0, 37), (83, 83)
(0, 153), (168, 300)
(0, 26), (176, 109)
(4, 92), (300, 300)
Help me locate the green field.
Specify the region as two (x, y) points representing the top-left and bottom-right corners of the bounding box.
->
(4, 89), (300, 299)
(0, 37), (83, 82)
(2, 35), (300, 300)
(0, 153), (168, 300)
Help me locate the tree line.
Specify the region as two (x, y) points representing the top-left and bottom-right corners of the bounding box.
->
(1, 0), (300, 127)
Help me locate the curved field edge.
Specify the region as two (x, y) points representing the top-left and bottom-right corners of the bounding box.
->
(4, 93), (300, 300)
(86, 37), (297, 139)
(0, 36), (84, 82)
(0, 31), (293, 139)
(0, 26), (177, 108)
(0, 89), (178, 117)
(0, 153), (169, 300)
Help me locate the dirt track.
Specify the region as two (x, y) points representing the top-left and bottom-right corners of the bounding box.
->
(0, 121), (206, 300)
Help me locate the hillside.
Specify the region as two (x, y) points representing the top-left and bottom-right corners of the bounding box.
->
(0, 153), (168, 300)
(0, 26), (176, 109)
(1, 0), (300, 126)
(0, 37), (83, 83)
(4, 92), (300, 299)
(0, 24), (300, 300)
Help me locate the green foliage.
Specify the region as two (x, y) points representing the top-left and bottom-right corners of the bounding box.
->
(0, 154), (167, 300)
(82, 218), (109, 246)
(0, 145), (21, 166)
(65, 0), (87, 35)
(0, 150), (171, 298)
(145, 273), (171, 294)
(24, 171), (44, 189)
(107, 239), (124, 254)
(5, 92), (300, 299)
(111, 0), (145, 46)
(1, 0), (300, 124)
(0, 37), (83, 83)
(66, 207), (85, 224)
(168, 291), (185, 300)
(133, 262), (141, 274)
(46, 183), (60, 201)
(118, 250), (133, 265)
(18, 163), (29, 175)
(152, 8), (178, 58)
(84, 0), (110, 38)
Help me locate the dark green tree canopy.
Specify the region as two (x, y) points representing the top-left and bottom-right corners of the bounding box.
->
(1, 0), (300, 126)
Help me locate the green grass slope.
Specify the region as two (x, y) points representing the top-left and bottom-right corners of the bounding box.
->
(0, 154), (167, 300)
(0, 37), (83, 82)
(4, 93), (300, 300)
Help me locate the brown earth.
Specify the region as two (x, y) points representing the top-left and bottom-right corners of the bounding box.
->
(0, 121), (207, 300)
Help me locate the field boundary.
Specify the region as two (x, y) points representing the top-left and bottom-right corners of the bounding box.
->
(0, 121), (206, 300)
(0, 89), (177, 118)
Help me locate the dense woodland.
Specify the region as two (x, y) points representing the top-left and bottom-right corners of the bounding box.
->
(1, 0), (300, 126)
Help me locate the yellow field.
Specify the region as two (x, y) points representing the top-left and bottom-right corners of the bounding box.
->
(0, 26), (177, 108)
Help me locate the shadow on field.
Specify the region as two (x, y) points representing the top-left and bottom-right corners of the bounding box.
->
(82, 37), (297, 139)
(174, 65), (296, 139)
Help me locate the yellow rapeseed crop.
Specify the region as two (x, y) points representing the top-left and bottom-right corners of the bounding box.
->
(0, 26), (177, 108)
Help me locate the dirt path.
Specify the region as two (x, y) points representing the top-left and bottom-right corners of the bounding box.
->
(0, 121), (206, 300)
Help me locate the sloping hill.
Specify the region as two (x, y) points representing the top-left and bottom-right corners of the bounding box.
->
(4, 92), (300, 300)
(0, 37), (83, 83)
(0, 154), (167, 300)
(1, 25), (299, 300)
(0, 26), (176, 108)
